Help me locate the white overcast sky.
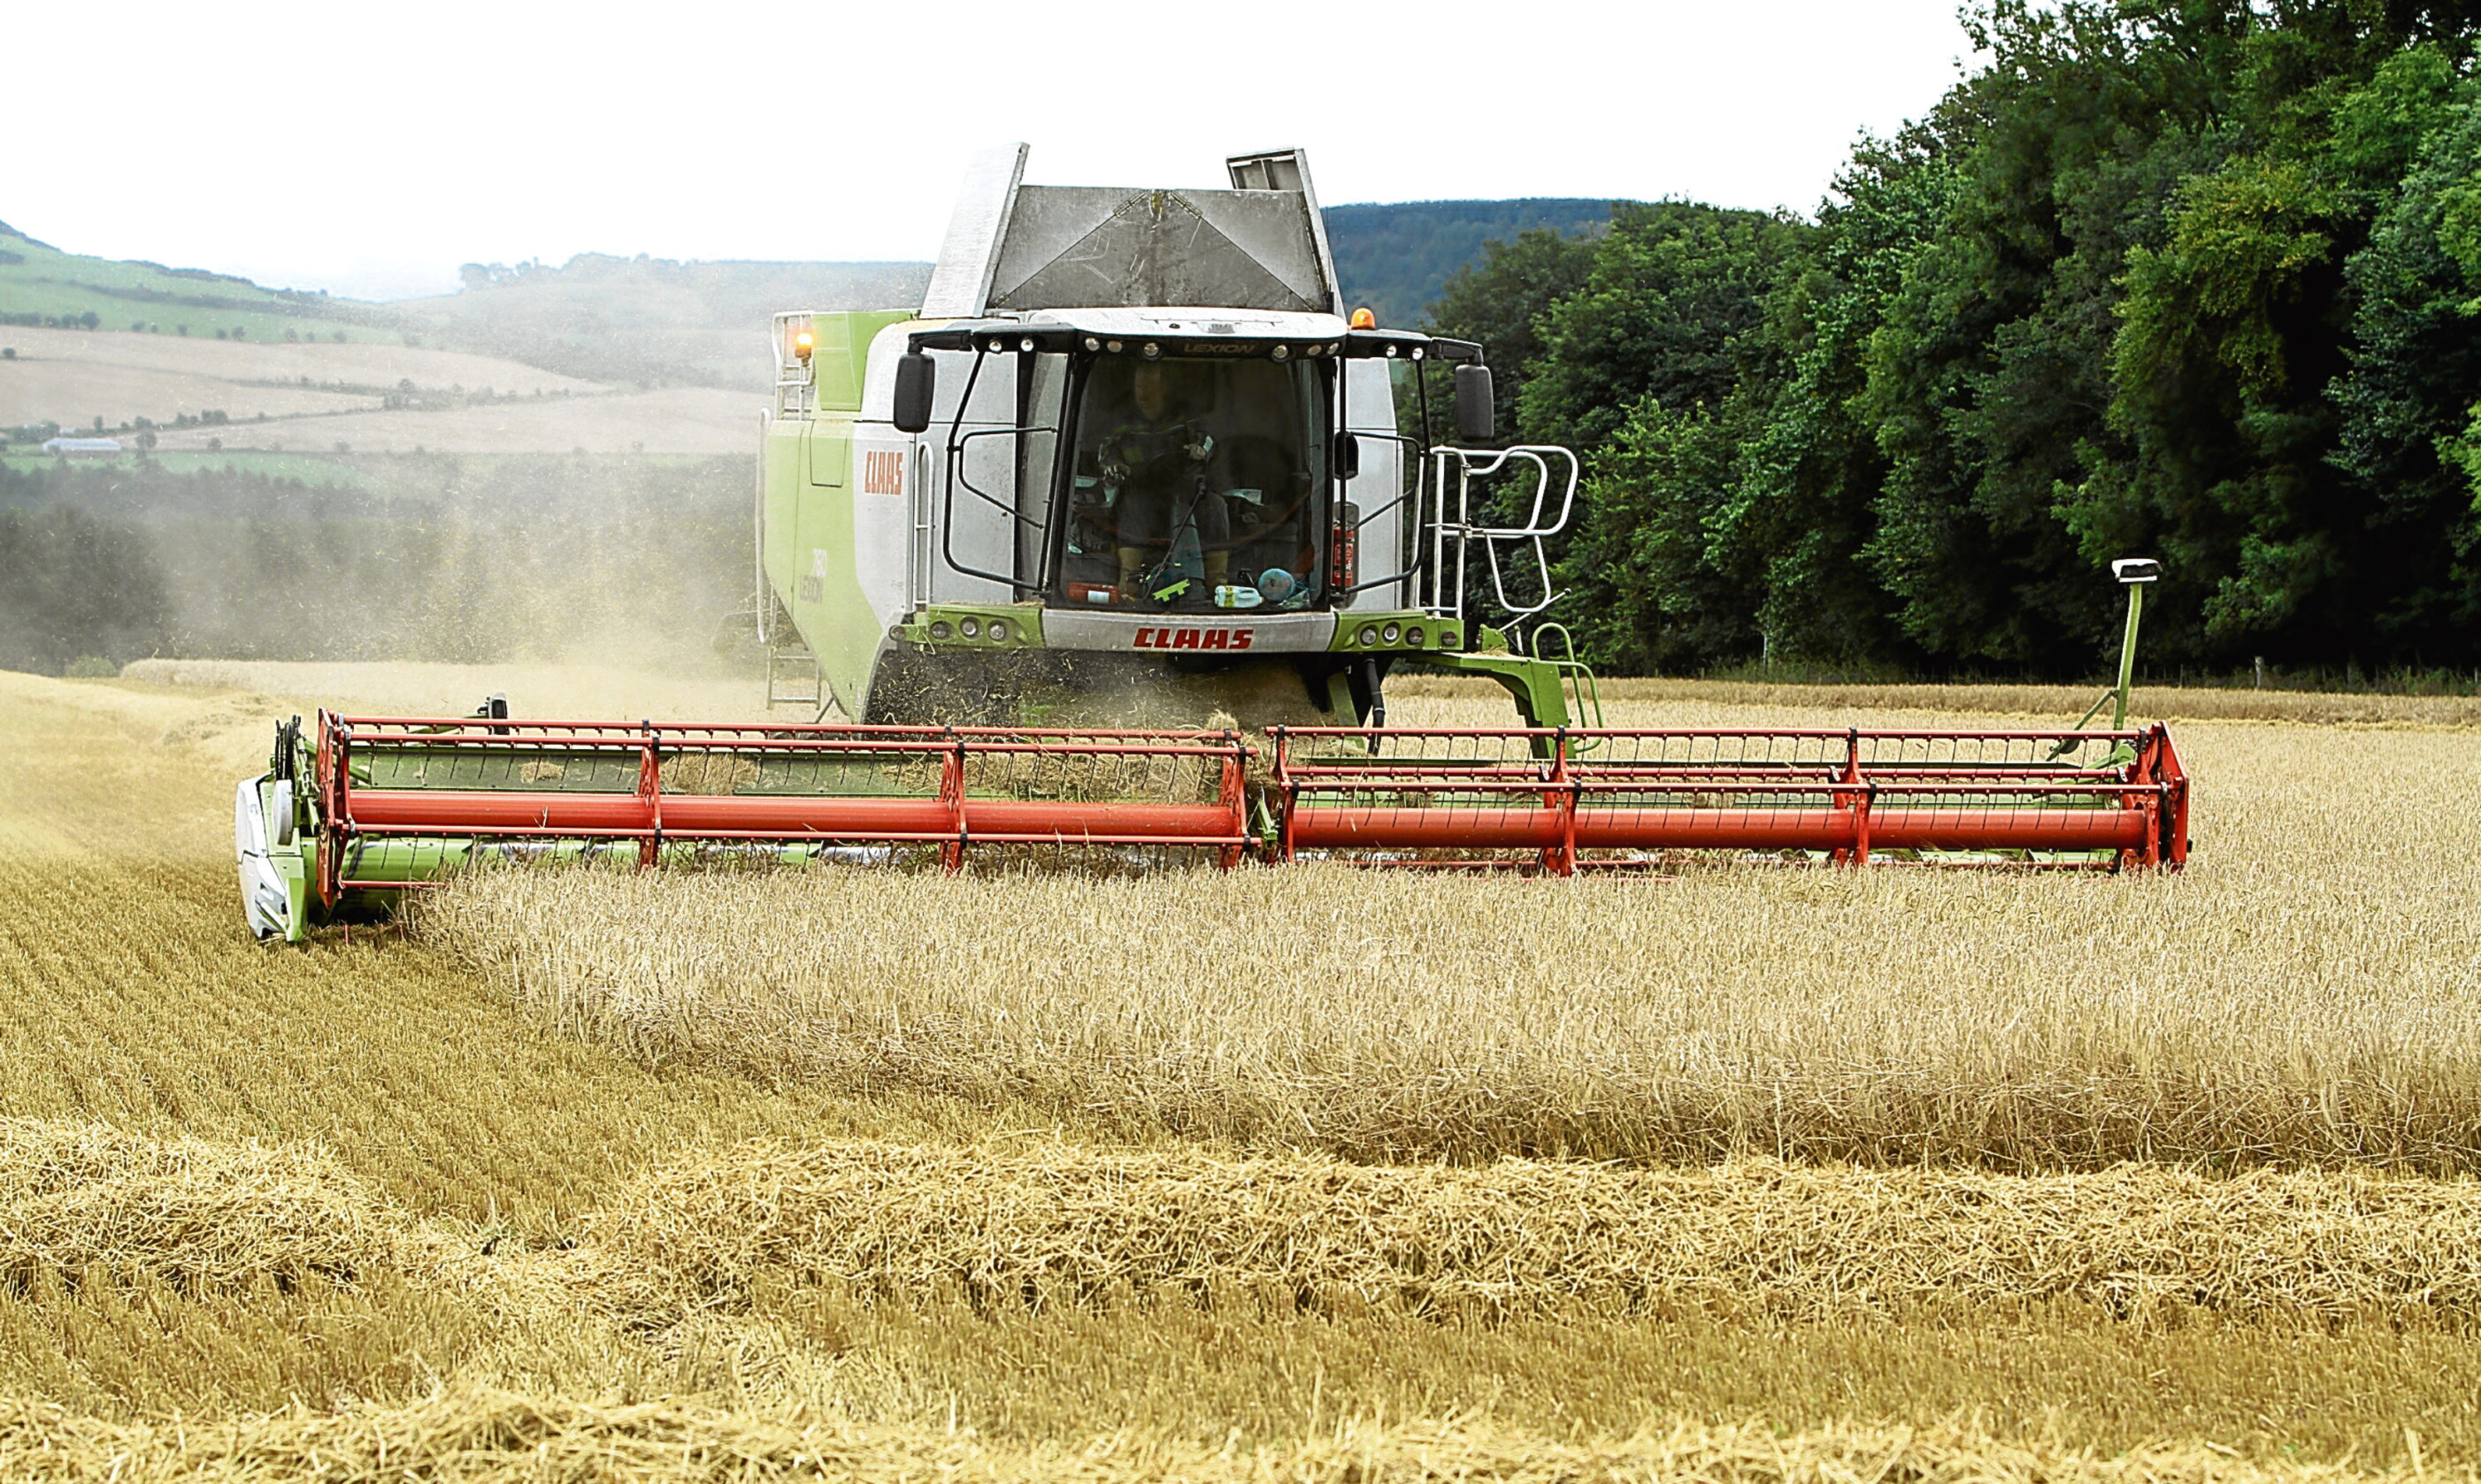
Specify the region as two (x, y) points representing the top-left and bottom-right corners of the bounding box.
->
(14, 1), (1979, 303)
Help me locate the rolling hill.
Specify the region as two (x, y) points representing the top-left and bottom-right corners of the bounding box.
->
(388, 255), (932, 391)
(0, 219), (383, 346)
(1324, 198), (1620, 325)
(1, 198), (1610, 452)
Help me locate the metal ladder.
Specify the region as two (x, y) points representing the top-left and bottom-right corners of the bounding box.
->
(764, 634), (824, 713)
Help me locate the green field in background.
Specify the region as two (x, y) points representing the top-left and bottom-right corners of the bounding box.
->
(0, 230), (376, 345)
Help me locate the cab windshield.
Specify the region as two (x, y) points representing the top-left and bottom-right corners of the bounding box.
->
(1054, 355), (1328, 613)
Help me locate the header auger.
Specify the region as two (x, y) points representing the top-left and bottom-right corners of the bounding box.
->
(231, 145), (2192, 942)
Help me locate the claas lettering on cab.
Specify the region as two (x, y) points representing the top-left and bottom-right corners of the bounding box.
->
(231, 146), (2187, 942)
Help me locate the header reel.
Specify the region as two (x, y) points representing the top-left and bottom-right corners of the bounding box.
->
(237, 704), (2188, 942)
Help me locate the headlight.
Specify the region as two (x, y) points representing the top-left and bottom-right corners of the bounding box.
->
(987, 620), (1008, 642)
(959, 618), (981, 639)
(1358, 625), (1379, 647)
(1381, 623), (1401, 644)
(929, 621), (953, 641)
(1405, 627), (1424, 647)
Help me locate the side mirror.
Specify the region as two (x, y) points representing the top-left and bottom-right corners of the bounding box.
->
(1454, 364), (1495, 443)
(892, 351), (936, 433)
(1331, 431), (1361, 481)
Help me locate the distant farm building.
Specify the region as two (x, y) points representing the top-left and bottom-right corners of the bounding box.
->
(40, 437), (122, 456)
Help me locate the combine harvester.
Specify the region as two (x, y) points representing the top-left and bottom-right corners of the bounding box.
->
(235, 146), (2188, 941)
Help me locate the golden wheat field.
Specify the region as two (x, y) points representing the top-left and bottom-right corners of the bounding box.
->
(5, 661), (2481, 1479)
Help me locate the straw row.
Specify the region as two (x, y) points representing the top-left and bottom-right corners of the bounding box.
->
(592, 1138), (2481, 1322)
(0, 1386), (2455, 1484)
(22, 1114), (2481, 1329)
(0, 1119), (385, 1292)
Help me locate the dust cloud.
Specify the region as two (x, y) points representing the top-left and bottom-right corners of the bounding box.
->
(0, 455), (759, 687)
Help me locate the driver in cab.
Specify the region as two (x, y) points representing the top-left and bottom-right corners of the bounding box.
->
(1102, 360), (1230, 603)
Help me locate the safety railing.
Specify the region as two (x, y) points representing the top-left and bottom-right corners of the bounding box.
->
(1417, 446), (1580, 629)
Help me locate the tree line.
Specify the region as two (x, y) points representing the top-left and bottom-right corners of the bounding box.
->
(1431, 0), (2481, 678)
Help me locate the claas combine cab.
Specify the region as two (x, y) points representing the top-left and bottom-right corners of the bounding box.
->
(749, 144), (1584, 732)
(233, 146), (2189, 942)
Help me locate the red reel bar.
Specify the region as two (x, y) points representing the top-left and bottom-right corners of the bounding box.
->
(311, 712), (1253, 900)
(1271, 724), (2189, 874)
(342, 791), (1245, 847)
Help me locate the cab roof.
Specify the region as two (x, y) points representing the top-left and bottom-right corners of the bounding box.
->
(910, 310), (1481, 365)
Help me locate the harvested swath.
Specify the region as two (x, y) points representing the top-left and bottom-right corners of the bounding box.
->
(0, 1386), (2449, 1483)
(0, 1119), (385, 1291)
(418, 721), (2481, 1171)
(590, 1138), (2481, 1322)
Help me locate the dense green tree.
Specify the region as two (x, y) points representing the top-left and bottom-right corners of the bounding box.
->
(2332, 60), (2481, 642)
(1491, 205), (1803, 666)
(1519, 204), (1805, 456)
(2095, 35), (2473, 665)
(1723, 131), (1962, 665)
(1554, 398), (1757, 671)
(1423, 227), (1600, 441)
(1496, 0), (2481, 678)
(1854, 2), (2254, 672)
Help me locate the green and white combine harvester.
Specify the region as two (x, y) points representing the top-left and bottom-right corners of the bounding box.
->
(235, 146), (2188, 942)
